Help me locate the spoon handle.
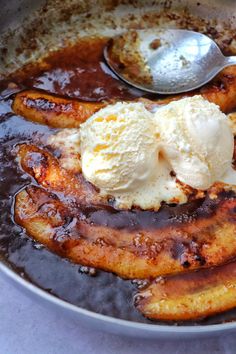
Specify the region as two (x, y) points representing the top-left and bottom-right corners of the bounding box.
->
(223, 56), (236, 67)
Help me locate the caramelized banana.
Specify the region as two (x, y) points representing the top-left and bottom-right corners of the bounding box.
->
(12, 89), (105, 128)
(17, 144), (103, 205)
(12, 66), (236, 128)
(200, 66), (236, 113)
(136, 261), (236, 321)
(14, 186), (173, 279)
(14, 173), (236, 278)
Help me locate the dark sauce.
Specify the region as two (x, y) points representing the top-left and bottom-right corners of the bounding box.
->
(0, 37), (145, 102)
(1, 37), (236, 325)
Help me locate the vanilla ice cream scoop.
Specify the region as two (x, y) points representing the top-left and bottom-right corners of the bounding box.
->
(80, 102), (158, 192)
(155, 96), (235, 190)
(80, 102), (187, 209)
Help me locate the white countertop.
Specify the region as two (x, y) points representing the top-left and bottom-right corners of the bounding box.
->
(0, 273), (235, 354)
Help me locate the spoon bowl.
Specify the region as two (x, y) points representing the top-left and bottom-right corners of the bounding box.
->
(104, 29), (236, 94)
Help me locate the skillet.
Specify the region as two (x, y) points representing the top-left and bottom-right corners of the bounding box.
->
(1, 0), (236, 338)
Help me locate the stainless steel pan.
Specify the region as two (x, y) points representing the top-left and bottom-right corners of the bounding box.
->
(1, 0), (236, 339)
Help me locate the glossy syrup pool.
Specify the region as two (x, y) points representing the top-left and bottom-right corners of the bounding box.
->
(1, 36), (236, 326)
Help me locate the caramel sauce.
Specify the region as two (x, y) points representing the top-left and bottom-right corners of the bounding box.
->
(2, 37), (145, 101)
(1, 36), (236, 325)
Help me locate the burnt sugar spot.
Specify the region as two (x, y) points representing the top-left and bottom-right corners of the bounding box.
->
(25, 96), (73, 113)
(171, 239), (206, 268)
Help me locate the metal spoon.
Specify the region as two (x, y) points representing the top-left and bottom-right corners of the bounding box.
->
(104, 29), (236, 95)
